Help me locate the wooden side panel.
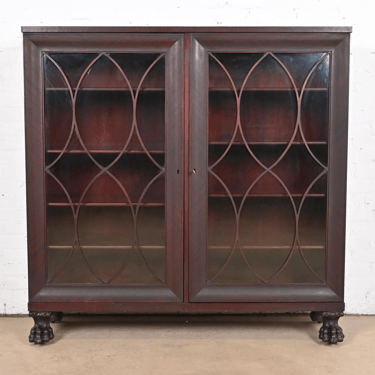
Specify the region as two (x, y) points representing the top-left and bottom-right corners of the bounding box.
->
(326, 34), (350, 299)
(24, 35), (46, 299)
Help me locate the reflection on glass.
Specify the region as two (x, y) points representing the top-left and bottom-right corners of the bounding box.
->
(208, 52), (329, 284)
(45, 53), (166, 284)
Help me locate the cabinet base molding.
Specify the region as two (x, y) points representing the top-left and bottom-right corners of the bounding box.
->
(318, 312), (345, 344)
(29, 312), (55, 345)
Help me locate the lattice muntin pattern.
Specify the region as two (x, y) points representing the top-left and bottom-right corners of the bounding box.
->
(207, 52), (329, 284)
(44, 53), (166, 285)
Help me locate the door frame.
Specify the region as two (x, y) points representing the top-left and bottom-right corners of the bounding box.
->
(24, 32), (185, 304)
(188, 32), (350, 303)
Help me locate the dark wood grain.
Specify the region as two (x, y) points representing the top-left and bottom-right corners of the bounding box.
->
(165, 36), (184, 300)
(189, 36), (208, 299)
(183, 34), (191, 303)
(24, 34), (46, 300)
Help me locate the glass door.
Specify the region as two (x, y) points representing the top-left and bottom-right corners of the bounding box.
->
(42, 35), (184, 302)
(189, 33), (342, 303)
(206, 52), (328, 284)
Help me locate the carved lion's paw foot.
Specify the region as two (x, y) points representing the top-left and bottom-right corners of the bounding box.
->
(29, 312), (54, 344)
(319, 312), (344, 344)
(319, 323), (344, 343)
(29, 325), (54, 344)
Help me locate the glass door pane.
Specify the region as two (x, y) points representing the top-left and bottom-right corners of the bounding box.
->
(44, 52), (169, 285)
(207, 52), (329, 285)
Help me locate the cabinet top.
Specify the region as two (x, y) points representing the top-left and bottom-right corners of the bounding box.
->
(21, 26), (352, 33)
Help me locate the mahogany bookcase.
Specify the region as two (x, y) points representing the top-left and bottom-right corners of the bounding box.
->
(22, 27), (351, 344)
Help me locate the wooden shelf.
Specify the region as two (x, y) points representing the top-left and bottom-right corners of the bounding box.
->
(48, 245), (323, 250)
(48, 202), (165, 207)
(209, 87), (328, 92)
(208, 194), (326, 198)
(46, 87), (327, 92)
(47, 144), (327, 153)
(208, 245), (324, 249)
(48, 245), (165, 250)
(209, 141), (327, 145)
(47, 149), (165, 154)
(45, 87), (165, 91)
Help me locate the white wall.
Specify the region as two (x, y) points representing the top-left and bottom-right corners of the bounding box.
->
(0, 0), (374, 314)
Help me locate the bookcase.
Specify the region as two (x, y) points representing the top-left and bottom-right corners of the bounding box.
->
(23, 27), (351, 344)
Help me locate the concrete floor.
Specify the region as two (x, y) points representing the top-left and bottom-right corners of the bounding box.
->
(0, 314), (374, 374)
